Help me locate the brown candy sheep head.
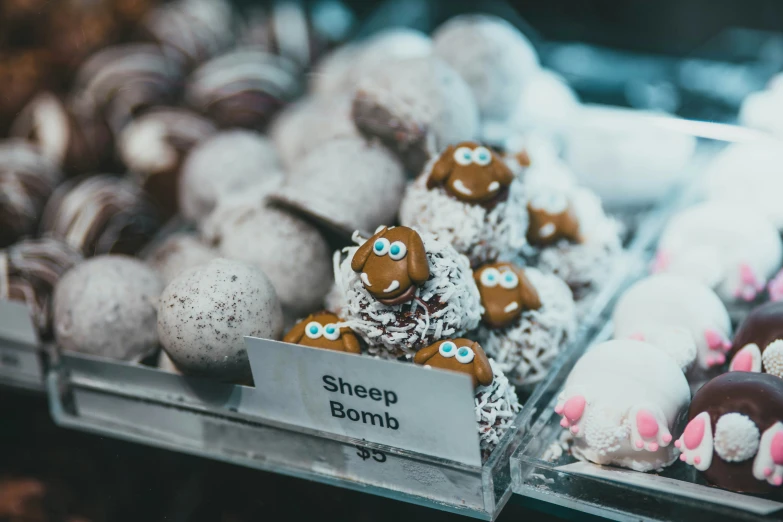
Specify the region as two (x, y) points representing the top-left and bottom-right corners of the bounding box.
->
(426, 141), (514, 205)
(526, 188), (582, 247)
(474, 262), (542, 329)
(414, 338), (494, 388)
(350, 226), (430, 306)
(283, 311), (361, 354)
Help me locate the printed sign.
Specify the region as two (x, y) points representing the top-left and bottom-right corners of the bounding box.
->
(243, 337), (482, 467)
(0, 300), (38, 346)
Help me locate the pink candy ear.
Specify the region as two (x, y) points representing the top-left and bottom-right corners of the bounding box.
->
(651, 250), (670, 274)
(772, 432), (783, 466)
(683, 416), (706, 451)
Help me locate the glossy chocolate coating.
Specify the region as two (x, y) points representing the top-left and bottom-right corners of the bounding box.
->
(689, 372), (783, 495)
(731, 301), (783, 358)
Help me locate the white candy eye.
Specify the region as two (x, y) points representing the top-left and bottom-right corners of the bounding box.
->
(455, 346), (475, 364)
(388, 241), (407, 261)
(305, 321), (323, 339)
(472, 146), (492, 166)
(499, 270), (519, 289)
(323, 323), (341, 341)
(480, 267), (501, 287)
(372, 237), (390, 256)
(454, 146), (473, 166)
(439, 341), (457, 358)
(531, 191), (568, 214)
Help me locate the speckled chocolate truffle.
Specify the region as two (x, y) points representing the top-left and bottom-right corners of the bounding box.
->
(271, 137), (405, 236)
(144, 231), (218, 286)
(71, 44), (181, 134)
(201, 193), (332, 318)
(11, 92), (113, 175)
(269, 94), (358, 169)
(0, 238), (83, 338)
(157, 258), (284, 381)
(352, 56), (480, 172)
(0, 49), (51, 133)
(432, 15), (539, 120)
(0, 141), (63, 248)
(119, 108), (216, 215)
(179, 130), (282, 223)
(142, 0), (235, 69)
(53, 255), (164, 360)
(185, 48), (302, 130)
(40, 175), (161, 257)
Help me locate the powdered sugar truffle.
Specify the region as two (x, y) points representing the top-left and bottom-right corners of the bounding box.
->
(477, 359), (522, 460)
(144, 232), (219, 286)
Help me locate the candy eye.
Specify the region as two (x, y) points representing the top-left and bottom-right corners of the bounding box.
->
(455, 346), (475, 364)
(439, 341), (457, 357)
(323, 323), (341, 341)
(454, 146), (474, 166)
(472, 146), (492, 166)
(305, 321), (323, 339)
(480, 267), (501, 287)
(499, 270), (519, 289)
(531, 191), (568, 214)
(388, 241), (407, 261)
(373, 237), (390, 256)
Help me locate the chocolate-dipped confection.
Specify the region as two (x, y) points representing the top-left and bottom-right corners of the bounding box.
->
(0, 238), (83, 338)
(179, 130), (282, 223)
(0, 49), (51, 134)
(414, 338), (493, 388)
(11, 92), (113, 175)
(46, 0), (120, 76)
(141, 0), (235, 69)
(729, 301), (783, 377)
(118, 108), (216, 215)
(283, 312), (361, 354)
(680, 372), (783, 495)
(40, 175), (161, 257)
(352, 56), (480, 173)
(71, 44), (182, 135)
(0, 141), (63, 248)
(53, 255), (164, 361)
(144, 231), (218, 286)
(185, 48), (303, 130)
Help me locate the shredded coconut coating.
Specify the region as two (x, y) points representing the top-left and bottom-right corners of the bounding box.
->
(479, 268), (576, 387)
(332, 230), (482, 356)
(477, 359), (522, 460)
(399, 159), (529, 266)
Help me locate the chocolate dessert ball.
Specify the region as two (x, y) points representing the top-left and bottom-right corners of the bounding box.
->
(40, 175), (161, 257)
(0, 49), (51, 134)
(118, 108), (216, 215)
(272, 137), (405, 236)
(53, 255), (164, 360)
(0, 141), (63, 248)
(352, 56), (480, 172)
(433, 15), (539, 120)
(729, 301), (783, 377)
(11, 92), (113, 175)
(179, 130), (282, 223)
(201, 193), (332, 318)
(144, 231), (218, 286)
(185, 48), (303, 130)
(1, 238), (83, 338)
(157, 258), (284, 381)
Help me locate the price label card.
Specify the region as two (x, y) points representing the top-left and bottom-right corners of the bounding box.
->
(0, 300), (38, 346)
(243, 337), (482, 467)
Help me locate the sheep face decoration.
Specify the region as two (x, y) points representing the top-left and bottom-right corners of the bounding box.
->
(474, 262), (542, 328)
(426, 141), (514, 205)
(283, 312), (361, 354)
(351, 226), (430, 306)
(526, 188), (581, 247)
(414, 338), (494, 388)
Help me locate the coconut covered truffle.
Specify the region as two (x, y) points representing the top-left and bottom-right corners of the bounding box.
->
(432, 15), (539, 121)
(352, 56), (480, 172)
(144, 231), (218, 286)
(332, 226), (482, 357)
(53, 255), (164, 361)
(157, 258), (284, 381)
(400, 142), (528, 267)
(179, 130), (282, 223)
(271, 137), (405, 236)
(0, 141), (62, 248)
(476, 359), (522, 460)
(201, 192), (332, 318)
(475, 263), (576, 386)
(0, 238), (83, 338)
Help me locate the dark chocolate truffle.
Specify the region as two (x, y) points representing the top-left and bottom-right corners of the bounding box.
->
(0, 141), (63, 248)
(40, 175), (161, 257)
(729, 301), (783, 377)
